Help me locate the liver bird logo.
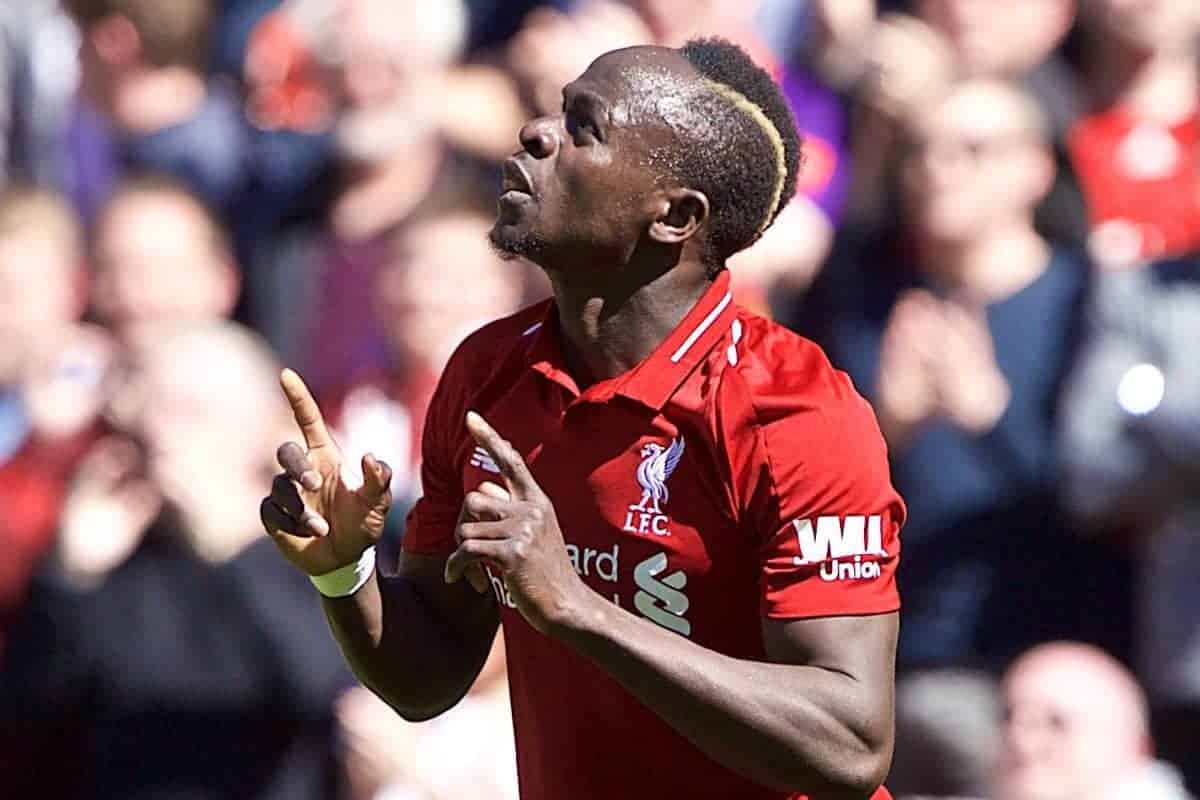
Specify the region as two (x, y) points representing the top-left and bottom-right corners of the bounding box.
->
(632, 437), (685, 514)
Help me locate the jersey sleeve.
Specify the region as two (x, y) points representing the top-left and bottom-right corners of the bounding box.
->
(401, 357), (467, 557)
(750, 382), (906, 619)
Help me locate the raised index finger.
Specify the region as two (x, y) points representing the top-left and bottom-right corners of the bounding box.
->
(466, 411), (539, 499)
(280, 368), (333, 449)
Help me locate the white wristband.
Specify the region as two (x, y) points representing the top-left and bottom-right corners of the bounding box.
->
(309, 547), (376, 598)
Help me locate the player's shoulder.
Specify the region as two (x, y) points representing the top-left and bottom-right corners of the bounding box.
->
(439, 300), (552, 385)
(726, 307), (875, 427)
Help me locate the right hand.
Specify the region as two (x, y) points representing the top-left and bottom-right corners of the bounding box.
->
(260, 369), (393, 576)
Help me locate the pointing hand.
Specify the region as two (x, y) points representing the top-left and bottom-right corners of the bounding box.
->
(260, 369), (393, 576)
(446, 412), (586, 635)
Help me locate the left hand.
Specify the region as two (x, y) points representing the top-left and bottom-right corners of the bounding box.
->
(445, 412), (588, 636)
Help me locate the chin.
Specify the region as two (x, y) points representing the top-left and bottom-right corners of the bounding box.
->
(917, 209), (983, 244)
(489, 219), (547, 263)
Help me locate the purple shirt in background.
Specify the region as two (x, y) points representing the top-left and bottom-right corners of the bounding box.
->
(307, 235), (393, 394)
(779, 65), (850, 227)
(62, 81), (249, 225)
(63, 100), (117, 226)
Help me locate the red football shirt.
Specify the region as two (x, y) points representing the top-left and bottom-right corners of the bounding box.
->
(1068, 107), (1200, 263)
(404, 270), (904, 800)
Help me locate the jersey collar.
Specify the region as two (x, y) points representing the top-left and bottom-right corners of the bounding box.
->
(525, 270), (738, 411)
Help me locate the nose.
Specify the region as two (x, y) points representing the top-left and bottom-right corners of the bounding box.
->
(1003, 707), (1046, 763)
(519, 116), (560, 159)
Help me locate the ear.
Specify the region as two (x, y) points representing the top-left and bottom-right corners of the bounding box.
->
(648, 188), (709, 246)
(1025, 145), (1055, 206)
(215, 259), (241, 318)
(72, 260), (91, 320)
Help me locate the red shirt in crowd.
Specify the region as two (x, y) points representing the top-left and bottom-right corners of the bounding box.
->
(0, 428), (98, 658)
(1068, 107), (1200, 264)
(403, 269), (904, 800)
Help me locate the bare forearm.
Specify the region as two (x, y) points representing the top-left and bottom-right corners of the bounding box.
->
(558, 600), (891, 798)
(322, 571), (498, 721)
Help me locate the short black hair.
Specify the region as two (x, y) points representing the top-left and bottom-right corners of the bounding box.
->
(671, 38), (802, 274)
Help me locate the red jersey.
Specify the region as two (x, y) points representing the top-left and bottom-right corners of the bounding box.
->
(1068, 107), (1200, 263)
(403, 270), (903, 800)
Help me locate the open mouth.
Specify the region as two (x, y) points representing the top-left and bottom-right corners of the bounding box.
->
(501, 158), (535, 198)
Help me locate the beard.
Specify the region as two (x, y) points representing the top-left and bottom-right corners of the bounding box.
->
(488, 220), (547, 262)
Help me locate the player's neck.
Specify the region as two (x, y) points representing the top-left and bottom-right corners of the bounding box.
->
(549, 261), (711, 387)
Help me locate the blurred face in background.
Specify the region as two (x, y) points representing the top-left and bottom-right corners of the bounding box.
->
(107, 323), (286, 549)
(994, 644), (1149, 800)
(376, 213), (525, 374)
(1084, 0), (1200, 55)
(919, 0), (1076, 77)
(333, 0), (465, 163)
(630, 0), (758, 44)
(92, 185), (237, 337)
(902, 81), (1054, 244)
(0, 196), (84, 386)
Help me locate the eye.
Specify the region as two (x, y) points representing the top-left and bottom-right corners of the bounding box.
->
(565, 112), (598, 142)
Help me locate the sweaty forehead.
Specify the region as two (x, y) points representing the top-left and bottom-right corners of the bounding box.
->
(568, 46), (699, 122)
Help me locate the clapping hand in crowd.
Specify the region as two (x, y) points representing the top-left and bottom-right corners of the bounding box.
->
(933, 299), (1011, 435)
(877, 289), (1010, 449)
(54, 436), (162, 585)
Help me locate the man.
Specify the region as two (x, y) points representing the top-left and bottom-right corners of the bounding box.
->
(1057, 249), (1200, 792)
(794, 79), (1130, 670)
(91, 176), (240, 342)
(1069, 0), (1200, 267)
(262, 39), (903, 799)
(0, 186), (108, 656)
(995, 642), (1192, 800)
(64, 0), (248, 220)
(2, 321), (352, 799)
(916, 0), (1080, 132)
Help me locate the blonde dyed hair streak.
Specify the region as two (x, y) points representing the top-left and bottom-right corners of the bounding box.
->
(700, 78), (788, 237)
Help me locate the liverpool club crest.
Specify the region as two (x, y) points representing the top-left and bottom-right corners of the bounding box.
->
(623, 437), (685, 536)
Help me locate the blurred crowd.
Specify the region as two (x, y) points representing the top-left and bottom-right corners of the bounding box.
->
(0, 0), (1196, 798)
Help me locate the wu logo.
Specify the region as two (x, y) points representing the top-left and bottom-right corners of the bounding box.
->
(623, 437), (685, 536)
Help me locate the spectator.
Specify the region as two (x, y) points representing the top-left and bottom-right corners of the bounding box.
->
(64, 0), (249, 220)
(833, 0), (1088, 259)
(829, 12), (957, 240)
(242, 0), (473, 378)
(321, 203), (541, 551)
(2, 320), (352, 800)
(0, 185), (108, 656)
(1069, 0), (1200, 268)
(995, 641), (1192, 800)
(1057, 248), (1200, 792)
(917, 0), (1081, 135)
(90, 175), (239, 342)
(794, 79), (1131, 669)
(915, 0), (1090, 249)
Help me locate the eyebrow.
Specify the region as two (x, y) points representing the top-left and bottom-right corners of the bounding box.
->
(562, 86), (607, 115)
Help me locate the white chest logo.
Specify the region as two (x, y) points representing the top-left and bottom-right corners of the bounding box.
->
(624, 437), (685, 536)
